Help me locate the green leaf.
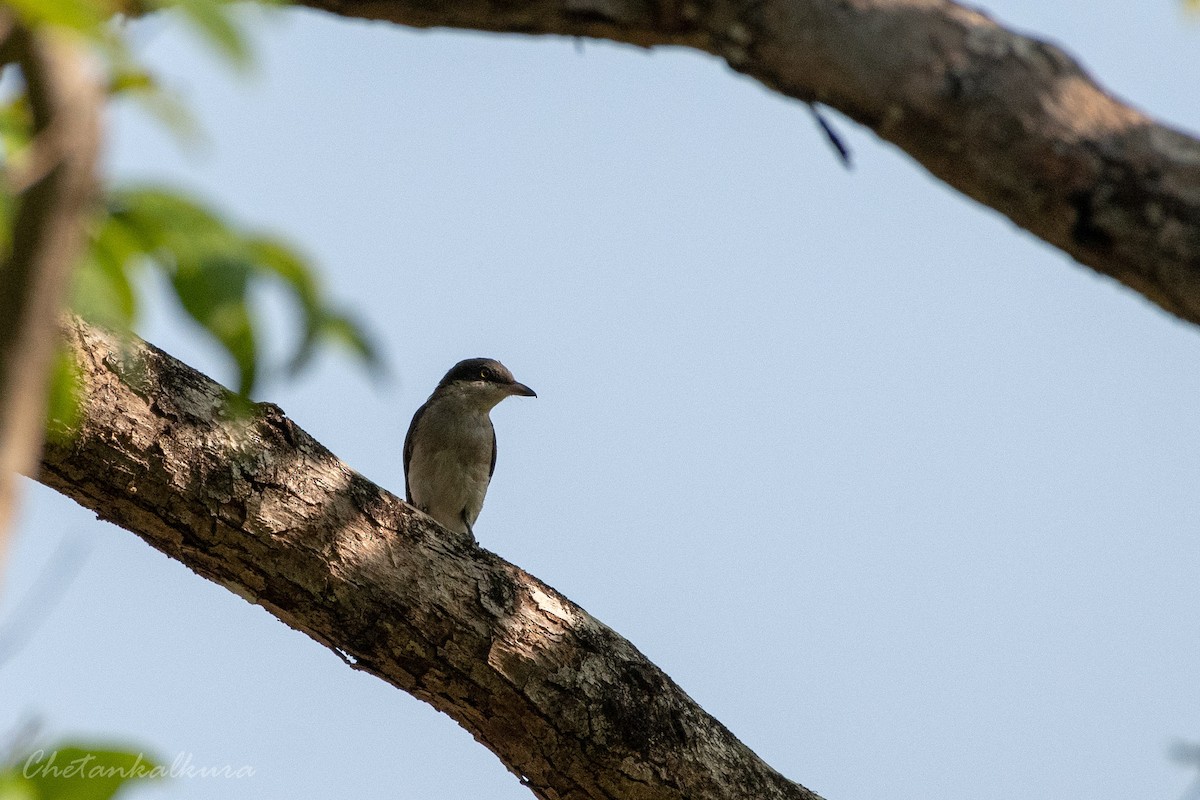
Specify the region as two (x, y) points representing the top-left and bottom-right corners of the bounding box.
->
(107, 68), (155, 95)
(315, 310), (381, 372)
(245, 237), (381, 377)
(17, 744), (161, 800)
(120, 88), (204, 146)
(170, 255), (259, 396)
(0, 777), (37, 800)
(0, 187), (15, 258)
(4, 0), (376, 402)
(0, 98), (33, 158)
(107, 187), (230, 253)
(245, 236), (322, 371)
(72, 218), (139, 330)
(247, 236), (319, 310)
(44, 346), (83, 443)
(104, 44), (206, 147)
(80, 184), (379, 397)
(4, 0), (112, 37)
(0, 770), (38, 800)
(164, 0), (252, 69)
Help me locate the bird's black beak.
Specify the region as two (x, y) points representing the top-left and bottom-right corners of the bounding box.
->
(509, 381), (536, 398)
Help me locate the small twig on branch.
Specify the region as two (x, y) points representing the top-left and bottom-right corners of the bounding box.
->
(807, 103), (851, 168)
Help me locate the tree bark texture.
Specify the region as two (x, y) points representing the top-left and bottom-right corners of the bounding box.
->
(297, 0), (1200, 329)
(36, 318), (823, 800)
(0, 19), (102, 559)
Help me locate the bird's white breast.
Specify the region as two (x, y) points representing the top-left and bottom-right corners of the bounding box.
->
(407, 398), (495, 535)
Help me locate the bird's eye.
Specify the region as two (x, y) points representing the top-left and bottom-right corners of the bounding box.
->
(479, 369), (489, 380)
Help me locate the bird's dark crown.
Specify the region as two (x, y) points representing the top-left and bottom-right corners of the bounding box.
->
(437, 357), (516, 388)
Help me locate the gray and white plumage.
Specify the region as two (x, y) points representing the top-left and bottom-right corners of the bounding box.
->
(403, 358), (535, 538)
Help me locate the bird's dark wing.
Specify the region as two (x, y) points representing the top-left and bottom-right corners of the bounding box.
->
(403, 400), (428, 503)
(489, 421), (497, 479)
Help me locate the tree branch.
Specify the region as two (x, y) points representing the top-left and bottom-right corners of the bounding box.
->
(36, 318), (822, 800)
(0, 18), (102, 559)
(297, 0), (1200, 328)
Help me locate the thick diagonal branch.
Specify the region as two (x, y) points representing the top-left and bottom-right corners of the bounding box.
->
(36, 319), (822, 800)
(0, 19), (102, 554)
(299, 0), (1200, 327)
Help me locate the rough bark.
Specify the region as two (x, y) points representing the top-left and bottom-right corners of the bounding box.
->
(297, 0), (1200, 328)
(36, 318), (822, 800)
(0, 19), (102, 560)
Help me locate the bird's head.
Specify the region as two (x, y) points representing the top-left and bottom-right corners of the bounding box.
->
(434, 357), (536, 410)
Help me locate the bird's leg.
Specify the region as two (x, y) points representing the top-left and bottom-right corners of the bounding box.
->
(461, 509), (476, 541)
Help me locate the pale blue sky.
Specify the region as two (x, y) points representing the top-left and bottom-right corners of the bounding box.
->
(5, 2), (1200, 799)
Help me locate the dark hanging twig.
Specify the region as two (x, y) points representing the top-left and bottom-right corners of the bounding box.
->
(808, 103), (852, 168)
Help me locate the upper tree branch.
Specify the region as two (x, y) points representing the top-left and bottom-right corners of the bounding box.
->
(37, 318), (822, 800)
(0, 18), (102, 554)
(298, 0), (1200, 328)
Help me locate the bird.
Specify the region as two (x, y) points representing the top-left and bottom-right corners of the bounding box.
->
(403, 358), (536, 539)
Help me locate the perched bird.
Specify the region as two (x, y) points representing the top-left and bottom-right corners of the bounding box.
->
(403, 358), (536, 538)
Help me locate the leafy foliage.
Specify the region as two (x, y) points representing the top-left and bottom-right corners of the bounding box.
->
(0, 0), (379, 402)
(0, 0), (371, 792)
(4, 0), (261, 66)
(2, 0), (112, 37)
(80, 186), (378, 397)
(0, 743), (160, 800)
